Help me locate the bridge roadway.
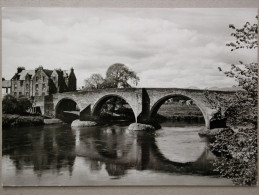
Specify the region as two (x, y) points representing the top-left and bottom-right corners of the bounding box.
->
(52, 88), (236, 129)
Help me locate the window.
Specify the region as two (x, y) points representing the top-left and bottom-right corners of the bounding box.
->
(26, 92), (29, 97)
(36, 77), (38, 82)
(53, 77), (56, 81)
(14, 83), (17, 90)
(26, 83), (29, 90)
(43, 76), (45, 82)
(19, 92), (22, 97)
(42, 84), (46, 90)
(35, 92), (38, 96)
(20, 81), (24, 86)
(36, 84), (39, 91)
(42, 92), (45, 96)
(14, 92), (17, 96)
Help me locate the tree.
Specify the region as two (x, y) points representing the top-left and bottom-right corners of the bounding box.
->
(18, 97), (32, 114)
(2, 95), (19, 114)
(105, 63), (139, 88)
(84, 73), (104, 89)
(83, 63), (139, 118)
(2, 95), (32, 115)
(207, 16), (258, 185)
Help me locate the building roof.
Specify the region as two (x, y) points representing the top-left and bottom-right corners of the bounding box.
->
(18, 70), (35, 80)
(2, 80), (11, 88)
(63, 70), (69, 78)
(12, 67), (73, 81)
(43, 69), (53, 77)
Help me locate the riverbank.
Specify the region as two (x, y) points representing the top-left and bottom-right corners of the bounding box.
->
(2, 114), (44, 129)
(156, 103), (204, 122)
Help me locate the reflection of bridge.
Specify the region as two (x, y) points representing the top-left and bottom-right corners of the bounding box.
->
(3, 124), (217, 180)
(74, 127), (216, 176)
(52, 88), (235, 129)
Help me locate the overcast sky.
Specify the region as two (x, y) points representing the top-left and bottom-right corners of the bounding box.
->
(2, 8), (257, 89)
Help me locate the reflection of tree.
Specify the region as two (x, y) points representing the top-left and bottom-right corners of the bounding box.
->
(105, 163), (127, 178)
(2, 125), (76, 176)
(90, 160), (103, 172)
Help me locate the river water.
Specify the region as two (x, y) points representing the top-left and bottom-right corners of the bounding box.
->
(2, 121), (233, 186)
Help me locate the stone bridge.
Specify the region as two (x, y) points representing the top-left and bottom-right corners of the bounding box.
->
(51, 88), (236, 129)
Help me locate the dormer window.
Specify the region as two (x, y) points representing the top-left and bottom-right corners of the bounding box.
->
(43, 76), (45, 82)
(36, 77), (38, 82)
(53, 77), (56, 81)
(20, 81), (24, 86)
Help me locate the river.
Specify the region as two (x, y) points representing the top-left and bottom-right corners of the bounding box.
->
(2, 121), (233, 186)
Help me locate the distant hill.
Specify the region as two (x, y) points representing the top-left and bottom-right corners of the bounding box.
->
(186, 86), (242, 91)
(187, 86), (200, 89)
(207, 86), (242, 91)
(208, 86), (220, 90)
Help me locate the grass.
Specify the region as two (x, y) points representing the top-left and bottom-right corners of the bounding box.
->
(158, 103), (203, 117)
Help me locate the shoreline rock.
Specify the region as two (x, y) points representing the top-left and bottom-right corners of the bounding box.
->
(71, 119), (97, 127)
(127, 123), (155, 131)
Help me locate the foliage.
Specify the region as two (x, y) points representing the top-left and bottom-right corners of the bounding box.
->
(2, 95), (19, 114)
(105, 63), (139, 88)
(83, 63), (139, 116)
(84, 63), (139, 90)
(207, 16), (258, 185)
(227, 16), (258, 51)
(84, 73), (104, 89)
(2, 95), (32, 115)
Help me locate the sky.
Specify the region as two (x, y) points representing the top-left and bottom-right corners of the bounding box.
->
(2, 8), (258, 89)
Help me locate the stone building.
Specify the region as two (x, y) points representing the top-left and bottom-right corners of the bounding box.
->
(11, 66), (77, 98)
(10, 66), (77, 115)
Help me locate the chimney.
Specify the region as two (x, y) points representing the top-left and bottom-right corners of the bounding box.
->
(17, 67), (25, 73)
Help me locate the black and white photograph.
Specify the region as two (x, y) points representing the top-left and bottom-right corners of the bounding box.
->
(1, 8), (258, 186)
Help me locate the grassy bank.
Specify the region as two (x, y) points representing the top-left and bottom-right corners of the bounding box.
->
(2, 114), (44, 129)
(156, 103), (204, 122)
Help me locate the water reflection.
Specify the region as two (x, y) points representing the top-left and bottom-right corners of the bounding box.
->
(2, 122), (217, 183)
(3, 124), (76, 177)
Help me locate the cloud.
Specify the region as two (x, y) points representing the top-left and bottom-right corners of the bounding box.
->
(2, 8), (257, 89)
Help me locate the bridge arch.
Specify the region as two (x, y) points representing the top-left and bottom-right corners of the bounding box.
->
(150, 94), (208, 127)
(55, 98), (80, 123)
(91, 94), (136, 122)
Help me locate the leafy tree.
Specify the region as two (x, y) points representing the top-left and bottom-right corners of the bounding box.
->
(84, 73), (104, 89)
(18, 97), (32, 114)
(84, 63), (139, 90)
(2, 95), (32, 115)
(207, 16), (258, 185)
(83, 64), (139, 117)
(105, 63), (139, 88)
(2, 94), (19, 114)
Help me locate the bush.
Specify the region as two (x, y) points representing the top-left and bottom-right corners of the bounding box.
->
(2, 95), (32, 115)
